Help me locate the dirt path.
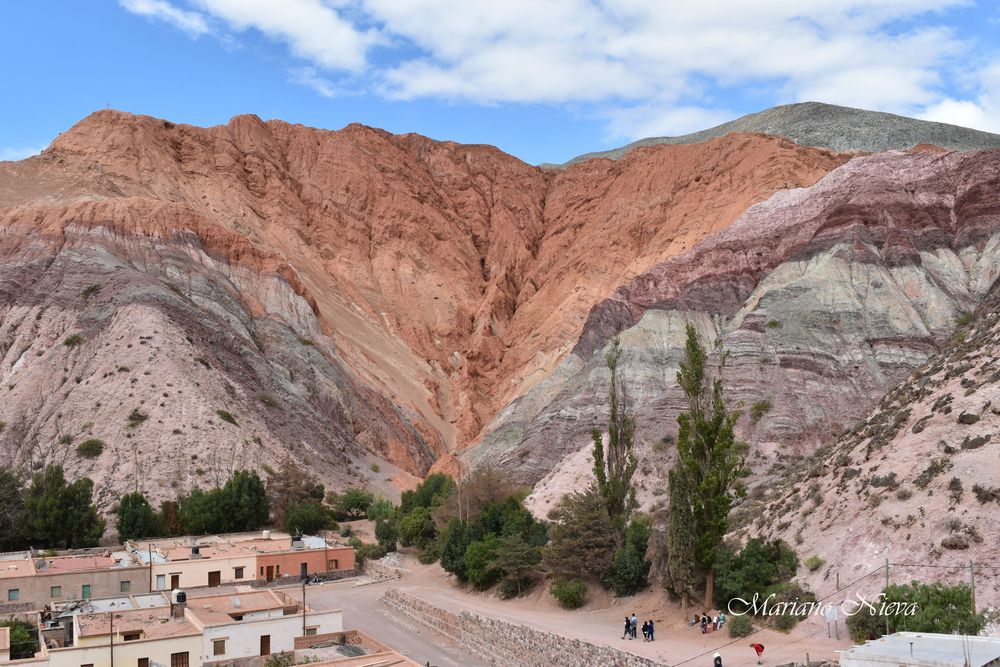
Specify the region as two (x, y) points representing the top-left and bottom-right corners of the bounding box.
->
(342, 553), (851, 667)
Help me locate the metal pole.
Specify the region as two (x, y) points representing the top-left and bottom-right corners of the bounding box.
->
(884, 559), (890, 636)
(969, 561), (977, 614)
(302, 579), (306, 637)
(109, 612), (114, 667)
(148, 545), (153, 592)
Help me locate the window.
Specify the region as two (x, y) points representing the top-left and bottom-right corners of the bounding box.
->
(50, 586), (62, 598)
(260, 567), (264, 576)
(7, 589), (18, 602)
(327, 559), (338, 570)
(81, 663), (94, 667)
(82, 584), (91, 599)
(138, 658), (149, 667)
(234, 567), (244, 580)
(275, 565), (280, 575)
(170, 652), (189, 667)
(156, 575), (165, 590)
(304, 627), (317, 636)
(213, 639), (226, 656)
(123, 632), (141, 642)
(120, 581), (131, 593)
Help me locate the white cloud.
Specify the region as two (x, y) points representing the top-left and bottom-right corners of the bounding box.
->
(118, 0), (999, 139)
(0, 146), (44, 161)
(191, 0), (376, 72)
(290, 67), (338, 98)
(918, 61), (1000, 133)
(119, 0), (210, 36)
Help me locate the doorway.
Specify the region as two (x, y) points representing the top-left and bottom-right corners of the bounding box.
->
(259, 635), (270, 656)
(170, 574), (180, 590)
(265, 565), (274, 582)
(208, 571), (221, 587)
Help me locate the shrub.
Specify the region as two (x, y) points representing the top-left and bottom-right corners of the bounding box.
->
(715, 538), (798, 610)
(846, 581), (984, 642)
(398, 506), (437, 550)
(464, 535), (502, 590)
(374, 517), (398, 552)
(804, 555), (825, 572)
(749, 400), (773, 425)
(81, 285), (101, 300)
(63, 334), (83, 349)
(216, 410), (238, 425)
(727, 614), (753, 638)
(76, 438), (104, 458)
(127, 409), (148, 427)
(282, 502), (330, 534)
(370, 463), (381, 473)
(550, 577), (587, 609)
(602, 515), (651, 596)
(766, 319), (782, 329)
(774, 613), (798, 631)
(954, 311), (974, 326)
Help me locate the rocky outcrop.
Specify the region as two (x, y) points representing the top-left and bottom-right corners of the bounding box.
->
(0, 110), (847, 500)
(565, 101), (1000, 164)
(468, 148), (1000, 511)
(741, 275), (1000, 607)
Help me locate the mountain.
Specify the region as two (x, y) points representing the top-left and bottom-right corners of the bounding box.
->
(490, 147), (1000, 520)
(0, 110), (845, 504)
(564, 102), (1000, 165)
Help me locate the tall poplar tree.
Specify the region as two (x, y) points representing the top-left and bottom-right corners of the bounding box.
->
(667, 323), (747, 608)
(591, 337), (638, 545)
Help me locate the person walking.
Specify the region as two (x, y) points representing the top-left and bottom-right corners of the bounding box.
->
(713, 652), (723, 667)
(621, 616), (630, 639)
(750, 643), (765, 664)
(630, 613), (638, 639)
(641, 620), (649, 641)
(647, 619), (655, 642)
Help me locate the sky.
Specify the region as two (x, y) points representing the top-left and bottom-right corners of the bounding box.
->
(2, 1), (1000, 164)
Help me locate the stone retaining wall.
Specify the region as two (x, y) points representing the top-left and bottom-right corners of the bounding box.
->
(381, 588), (666, 667)
(362, 559), (401, 581)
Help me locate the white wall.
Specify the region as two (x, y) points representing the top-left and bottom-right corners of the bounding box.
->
(199, 610), (343, 662)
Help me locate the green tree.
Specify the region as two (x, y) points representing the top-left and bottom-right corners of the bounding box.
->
(330, 487), (375, 520)
(116, 492), (162, 541)
(664, 461), (698, 606)
(266, 458), (324, 527)
(0, 619), (39, 659)
(400, 473), (455, 514)
(158, 500), (183, 536)
(0, 470), (25, 550)
(221, 470), (269, 532)
(179, 487), (226, 535)
(23, 466), (104, 548)
(668, 323), (748, 607)
(542, 486), (616, 580)
(488, 534), (542, 597)
(604, 515), (651, 596)
(591, 337), (638, 545)
(397, 506), (437, 550)
(439, 519), (471, 582)
(282, 502), (330, 534)
(464, 535), (502, 590)
(714, 538), (798, 611)
(374, 517), (398, 552)
(846, 581), (985, 642)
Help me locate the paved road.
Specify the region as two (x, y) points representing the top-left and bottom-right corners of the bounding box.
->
(283, 578), (483, 667)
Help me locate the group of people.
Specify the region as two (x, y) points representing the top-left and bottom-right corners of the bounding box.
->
(620, 613), (655, 641)
(688, 611), (726, 634)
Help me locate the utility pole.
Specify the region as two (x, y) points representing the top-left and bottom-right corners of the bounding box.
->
(884, 559), (890, 636)
(301, 578), (307, 637)
(148, 545), (153, 592)
(969, 561), (977, 615)
(109, 612), (114, 667)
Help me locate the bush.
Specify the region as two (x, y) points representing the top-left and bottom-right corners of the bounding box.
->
(766, 319), (782, 329)
(715, 538), (799, 610)
(216, 409), (238, 425)
(774, 613), (798, 631)
(749, 400), (772, 425)
(804, 555), (825, 572)
(63, 334), (83, 348)
(954, 311), (975, 326)
(727, 614), (753, 638)
(127, 409), (148, 427)
(550, 577), (587, 609)
(330, 487), (374, 520)
(846, 581), (985, 642)
(464, 535), (501, 590)
(349, 538), (385, 565)
(374, 517), (398, 552)
(76, 438), (104, 458)
(397, 506), (437, 550)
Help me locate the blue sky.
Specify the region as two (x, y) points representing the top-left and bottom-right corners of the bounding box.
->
(2, 1), (999, 164)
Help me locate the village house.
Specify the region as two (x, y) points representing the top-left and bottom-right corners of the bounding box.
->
(46, 589), (344, 667)
(0, 552), (150, 613)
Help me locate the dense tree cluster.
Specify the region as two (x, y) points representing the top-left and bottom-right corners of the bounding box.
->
(0, 466), (104, 550)
(846, 581), (985, 641)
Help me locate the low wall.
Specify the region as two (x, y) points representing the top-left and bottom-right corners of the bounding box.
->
(380, 588), (666, 667)
(362, 559), (401, 582)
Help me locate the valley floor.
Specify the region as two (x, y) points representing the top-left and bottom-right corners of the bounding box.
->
(285, 551), (852, 667)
